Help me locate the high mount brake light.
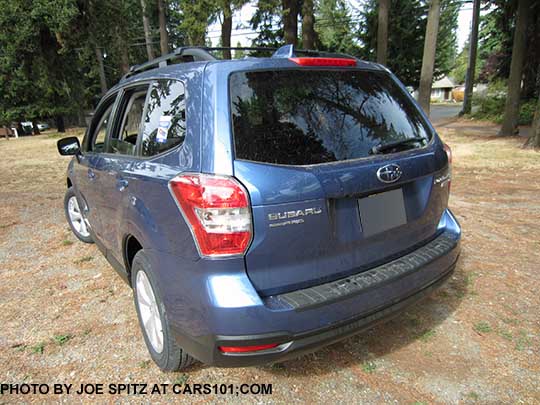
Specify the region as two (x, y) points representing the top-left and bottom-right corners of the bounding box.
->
(169, 174), (252, 257)
(289, 57), (357, 67)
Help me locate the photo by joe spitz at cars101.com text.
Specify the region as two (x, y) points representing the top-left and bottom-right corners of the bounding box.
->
(2, 0), (540, 402)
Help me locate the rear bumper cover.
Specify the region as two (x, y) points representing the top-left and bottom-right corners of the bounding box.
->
(166, 209), (461, 367)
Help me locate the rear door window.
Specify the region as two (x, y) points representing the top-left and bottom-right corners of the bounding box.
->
(107, 88), (148, 156)
(230, 70), (431, 165)
(140, 80), (186, 157)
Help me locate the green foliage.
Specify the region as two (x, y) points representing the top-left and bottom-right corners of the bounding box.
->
(250, 0), (283, 48)
(518, 100), (537, 126)
(472, 81), (536, 125)
(177, 0), (218, 45)
(474, 321), (492, 334)
(315, 0), (359, 55)
(449, 39), (483, 85)
(53, 334), (72, 345)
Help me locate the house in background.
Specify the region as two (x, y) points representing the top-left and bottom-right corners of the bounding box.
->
(431, 76), (455, 102)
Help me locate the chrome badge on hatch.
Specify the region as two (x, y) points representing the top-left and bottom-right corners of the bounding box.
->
(267, 207), (322, 228)
(377, 164), (402, 183)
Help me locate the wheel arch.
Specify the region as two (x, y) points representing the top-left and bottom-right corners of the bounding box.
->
(124, 234), (143, 283)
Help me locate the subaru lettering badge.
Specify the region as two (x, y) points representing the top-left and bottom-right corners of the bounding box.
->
(377, 164), (402, 183)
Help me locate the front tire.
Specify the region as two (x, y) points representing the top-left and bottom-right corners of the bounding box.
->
(64, 187), (93, 243)
(131, 250), (195, 371)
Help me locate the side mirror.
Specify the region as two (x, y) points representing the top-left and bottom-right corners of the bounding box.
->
(57, 137), (81, 156)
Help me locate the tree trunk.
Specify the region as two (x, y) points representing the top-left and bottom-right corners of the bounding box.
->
(94, 45), (108, 95)
(141, 0), (155, 61)
(222, 1), (233, 59)
(460, 0), (481, 115)
(282, 0), (299, 46)
(499, 0), (531, 136)
(55, 116), (66, 133)
(528, 93), (540, 147)
(158, 0), (169, 55)
(417, 0), (441, 115)
(302, 0), (315, 49)
(376, 0), (389, 65)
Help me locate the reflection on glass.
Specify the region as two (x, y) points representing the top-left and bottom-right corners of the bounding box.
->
(141, 80), (186, 157)
(230, 70), (430, 165)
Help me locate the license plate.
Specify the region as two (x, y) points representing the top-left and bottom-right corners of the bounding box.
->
(358, 188), (407, 237)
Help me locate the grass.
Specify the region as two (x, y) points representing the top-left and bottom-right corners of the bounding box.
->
(498, 330), (513, 341)
(419, 329), (436, 342)
(31, 342), (45, 354)
(173, 373), (190, 385)
(138, 360), (151, 369)
(362, 361), (377, 374)
(53, 334), (72, 345)
(62, 239), (74, 246)
(474, 321), (492, 334)
(467, 391), (480, 401)
(74, 255), (93, 264)
(515, 330), (532, 351)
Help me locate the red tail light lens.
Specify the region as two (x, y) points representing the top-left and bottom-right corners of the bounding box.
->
(169, 174), (252, 257)
(219, 343), (279, 353)
(443, 143), (452, 192)
(443, 143), (452, 164)
(289, 57), (357, 67)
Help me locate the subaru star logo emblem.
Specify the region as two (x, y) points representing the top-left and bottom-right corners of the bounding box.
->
(377, 164), (402, 183)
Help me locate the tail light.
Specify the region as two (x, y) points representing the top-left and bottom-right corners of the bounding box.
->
(219, 343), (279, 353)
(443, 143), (452, 192)
(443, 143), (452, 164)
(169, 173), (252, 257)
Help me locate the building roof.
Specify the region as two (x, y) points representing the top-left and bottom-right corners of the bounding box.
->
(432, 76), (455, 89)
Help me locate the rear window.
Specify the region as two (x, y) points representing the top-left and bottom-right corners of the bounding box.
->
(230, 70), (431, 165)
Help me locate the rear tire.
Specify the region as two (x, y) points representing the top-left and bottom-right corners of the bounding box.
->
(64, 187), (93, 244)
(131, 250), (195, 371)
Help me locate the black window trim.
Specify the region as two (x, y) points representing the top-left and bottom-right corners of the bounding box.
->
(82, 92), (120, 154)
(104, 83), (151, 157)
(227, 67), (436, 168)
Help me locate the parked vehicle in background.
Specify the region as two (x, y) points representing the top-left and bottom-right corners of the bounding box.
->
(56, 45), (461, 371)
(37, 123), (50, 131)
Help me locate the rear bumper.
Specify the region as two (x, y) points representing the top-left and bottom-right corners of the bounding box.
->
(162, 209), (461, 367)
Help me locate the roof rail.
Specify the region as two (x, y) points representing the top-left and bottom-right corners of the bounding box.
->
(121, 45), (357, 81)
(121, 47), (217, 81)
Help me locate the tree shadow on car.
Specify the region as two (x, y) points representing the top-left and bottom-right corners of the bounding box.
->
(258, 255), (469, 377)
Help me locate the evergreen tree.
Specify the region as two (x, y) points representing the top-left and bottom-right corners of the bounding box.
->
(315, 0), (359, 55)
(358, 0), (459, 89)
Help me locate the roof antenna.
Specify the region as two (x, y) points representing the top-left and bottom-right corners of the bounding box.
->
(272, 44), (295, 58)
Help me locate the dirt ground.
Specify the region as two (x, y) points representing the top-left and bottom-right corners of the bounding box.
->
(0, 120), (539, 404)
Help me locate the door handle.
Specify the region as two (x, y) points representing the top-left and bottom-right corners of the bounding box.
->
(116, 178), (129, 191)
(87, 169), (96, 180)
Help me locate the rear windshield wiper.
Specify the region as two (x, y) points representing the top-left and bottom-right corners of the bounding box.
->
(370, 137), (427, 155)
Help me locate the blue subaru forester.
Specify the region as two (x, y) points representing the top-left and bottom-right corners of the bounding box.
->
(57, 45), (461, 371)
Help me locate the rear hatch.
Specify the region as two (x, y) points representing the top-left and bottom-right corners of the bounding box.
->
(230, 67), (450, 296)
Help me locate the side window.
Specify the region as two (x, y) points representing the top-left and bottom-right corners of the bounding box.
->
(141, 80), (186, 157)
(87, 96), (116, 153)
(107, 87), (148, 155)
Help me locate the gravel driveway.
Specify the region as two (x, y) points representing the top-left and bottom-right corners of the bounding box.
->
(1, 121), (539, 403)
